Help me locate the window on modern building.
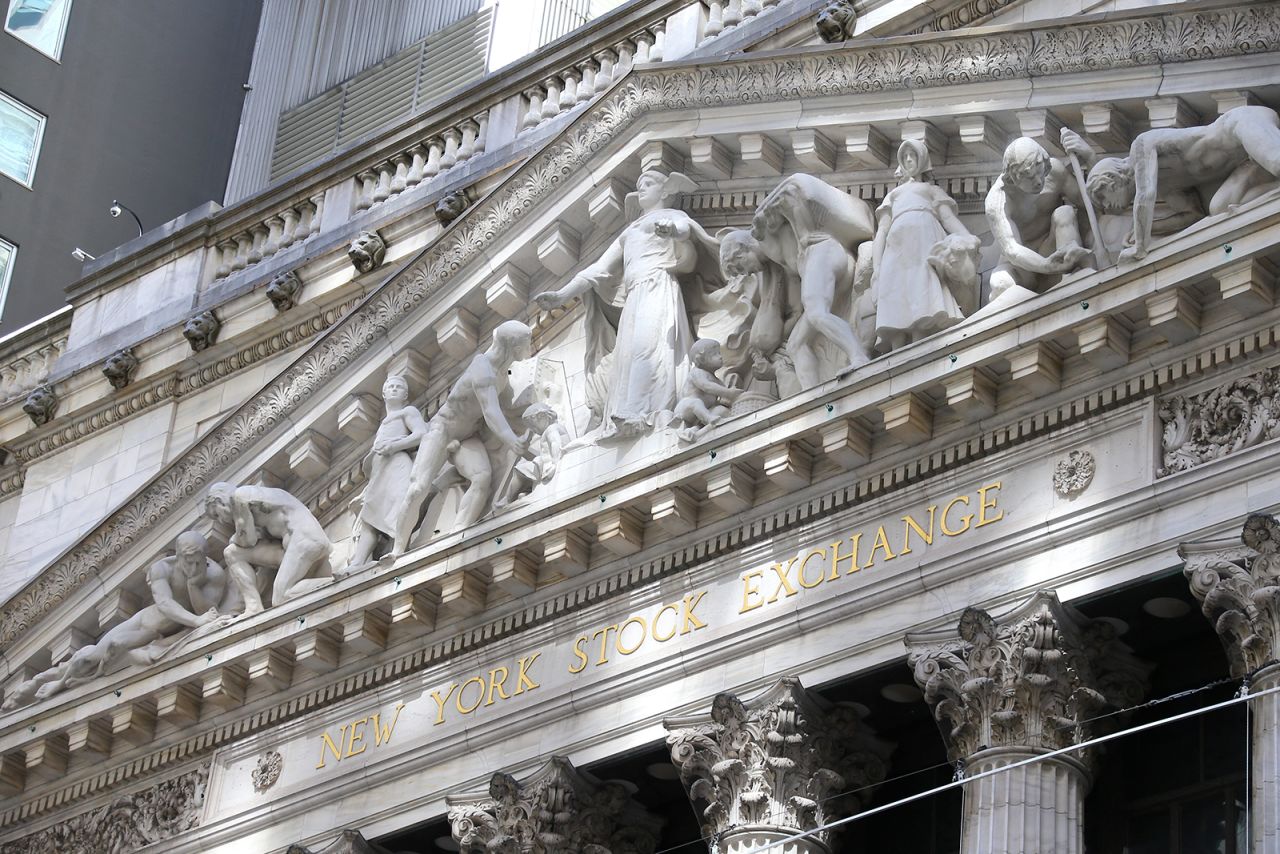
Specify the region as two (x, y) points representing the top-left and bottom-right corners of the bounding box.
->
(0, 238), (15, 321)
(4, 0), (72, 60)
(0, 90), (44, 187)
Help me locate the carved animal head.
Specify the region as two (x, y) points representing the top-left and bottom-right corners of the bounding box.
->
(815, 0), (857, 43)
(266, 270), (303, 312)
(101, 349), (139, 390)
(435, 189), (471, 226)
(22, 385), (57, 426)
(348, 230), (386, 274)
(183, 310), (221, 353)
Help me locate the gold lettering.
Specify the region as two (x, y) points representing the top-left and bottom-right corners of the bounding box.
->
(681, 591), (708, 634)
(568, 636), (590, 674)
(430, 683), (458, 725)
(864, 526), (896, 567)
(739, 569), (766, 613)
(456, 676), (485, 715)
(316, 726), (345, 769)
(372, 704), (405, 746)
(901, 506), (937, 555)
(652, 603), (680, 641)
(592, 625), (618, 665)
(616, 616), (647, 655)
(345, 717), (369, 757)
(515, 653), (541, 694)
(829, 533), (862, 578)
(797, 548), (827, 589)
(766, 559), (799, 603)
(486, 667), (511, 706)
(976, 482), (1004, 527)
(940, 495), (973, 536)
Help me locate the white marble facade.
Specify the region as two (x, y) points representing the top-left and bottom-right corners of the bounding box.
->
(2, 0), (1280, 852)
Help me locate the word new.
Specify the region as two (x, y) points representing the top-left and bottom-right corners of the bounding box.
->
(316, 702), (406, 769)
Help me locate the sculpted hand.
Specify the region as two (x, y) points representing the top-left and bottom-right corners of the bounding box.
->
(372, 439), (390, 456)
(534, 291), (565, 311)
(653, 219), (674, 237)
(1060, 128), (1091, 160)
(1049, 246), (1091, 271)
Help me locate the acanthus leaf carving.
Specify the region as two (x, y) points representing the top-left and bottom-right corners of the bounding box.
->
(906, 591), (1148, 763)
(0, 764), (208, 854)
(1181, 514), (1280, 678)
(664, 677), (891, 847)
(445, 755), (662, 854)
(1158, 367), (1280, 477)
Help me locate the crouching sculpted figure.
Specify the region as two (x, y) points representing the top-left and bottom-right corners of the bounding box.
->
(674, 338), (742, 441)
(1085, 105), (1280, 262)
(534, 170), (729, 442)
(348, 374), (428, 568)
(494, 403), (570, 510)
(391, 321), (533, 553)
(204, 483), (334, 616)
(2, 533), (241, 709)
(985, 130), (1096, 305)
(751, 173), (875, 387)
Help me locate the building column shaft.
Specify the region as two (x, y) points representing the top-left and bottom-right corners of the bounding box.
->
(1254, 665), (1280, 854)
(962, 749), (1087, 854)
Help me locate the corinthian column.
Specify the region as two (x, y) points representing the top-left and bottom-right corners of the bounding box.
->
(906, 591), (1148, 854)
(446, 754), (662, 853)
(1182, 513), (1280, 854)
(664, 677), (892, 854)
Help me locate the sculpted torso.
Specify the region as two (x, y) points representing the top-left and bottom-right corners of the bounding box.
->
(997, 161), (1075, 246)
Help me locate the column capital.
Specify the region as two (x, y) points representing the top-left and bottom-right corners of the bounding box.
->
(906, 591), (1148, 763)
(664, 677), (891, 848)
(1181, 513), (1280, 679)
(447, 755), (662, 853)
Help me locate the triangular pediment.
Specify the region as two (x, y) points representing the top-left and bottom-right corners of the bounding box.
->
(2, 0), (1279, 836)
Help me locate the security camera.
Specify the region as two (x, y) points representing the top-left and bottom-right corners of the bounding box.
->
(72, 248), (95, 262)
(109, 202), (122, 218)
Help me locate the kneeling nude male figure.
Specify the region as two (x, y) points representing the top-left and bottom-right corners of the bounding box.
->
(204, 482), (333, 616)
(2, 532), (241, 708)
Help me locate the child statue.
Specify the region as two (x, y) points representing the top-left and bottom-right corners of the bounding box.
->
(494, 403), (570, 510)
(871, 139), (980, 352)
(673, 339), (742, 442)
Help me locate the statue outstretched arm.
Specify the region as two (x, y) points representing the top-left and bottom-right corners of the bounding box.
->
(535, 237), (624, 309)
(986, 186), (1061, 275)
(148, 564), (207, 628)
(475, 374), (526, 452)
(1126, 136), (1161, 258)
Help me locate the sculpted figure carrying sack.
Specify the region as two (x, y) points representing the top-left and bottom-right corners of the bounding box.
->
(391, 321), (533, 553)
(348, 374), (427, 568)
(985, 130), (1097, 306)
(204, 483), (334, 616)
(1085, 105), (1280, 262)
(751, 173), (875, 387)
(534, 171), (730, 442)
(2, 533), (241, 708)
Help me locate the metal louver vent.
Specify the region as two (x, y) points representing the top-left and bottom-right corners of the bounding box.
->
(267, 8), (495, 182)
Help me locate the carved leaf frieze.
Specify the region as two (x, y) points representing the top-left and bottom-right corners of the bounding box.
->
(0, 765), (207, 854)
(1157, 366), (1280, 478)
(2, 2), (1277, 650)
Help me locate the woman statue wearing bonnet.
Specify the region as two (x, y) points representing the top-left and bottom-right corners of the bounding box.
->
(871, 139), (980, 352)
(535, 170), (735, 442)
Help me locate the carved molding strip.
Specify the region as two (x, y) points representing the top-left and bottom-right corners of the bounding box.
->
(2, 0), (1276, 649)
(0, 764), (208, 854)
(6, 311), (1279, 828)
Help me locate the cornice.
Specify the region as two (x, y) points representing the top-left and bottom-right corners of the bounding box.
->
(1, 0), (1277, 653)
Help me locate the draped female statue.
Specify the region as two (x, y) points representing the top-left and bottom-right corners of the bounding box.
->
(534, 170), (736, 442)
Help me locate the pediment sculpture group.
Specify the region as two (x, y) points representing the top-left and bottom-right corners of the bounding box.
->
(6, 106), (1279, 711)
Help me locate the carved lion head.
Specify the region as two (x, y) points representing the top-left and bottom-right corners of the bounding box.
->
(348, 230), (386, 274)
